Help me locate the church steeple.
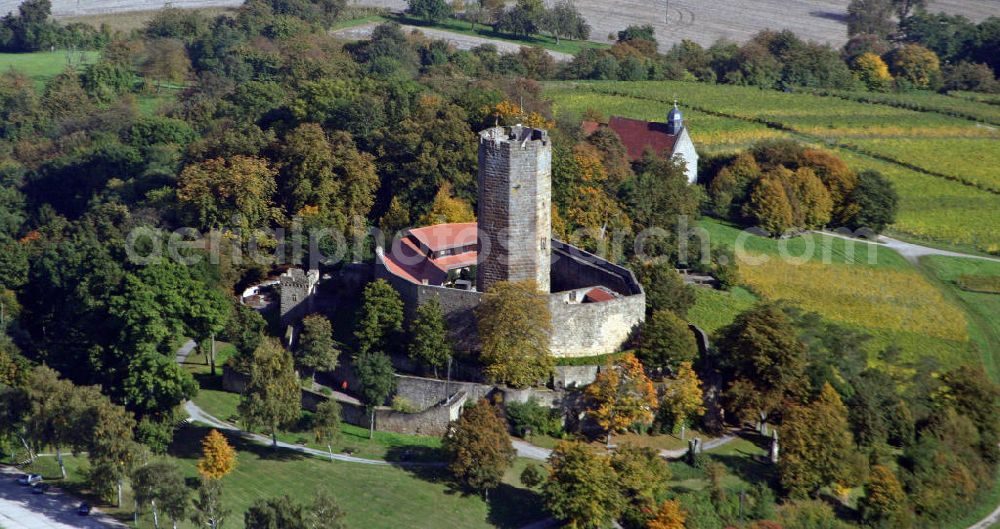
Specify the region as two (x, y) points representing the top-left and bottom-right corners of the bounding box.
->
(667, 99), (683, 135)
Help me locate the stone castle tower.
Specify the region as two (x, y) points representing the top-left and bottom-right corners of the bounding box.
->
(476, 125), (552, 293)
(279, 268), (319, 327)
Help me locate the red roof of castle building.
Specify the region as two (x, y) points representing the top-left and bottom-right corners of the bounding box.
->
(584, 287), (616, 303)
(582, 116), (680, 162)
(381, 223), (478, 285)
(407, 222), (477, 253)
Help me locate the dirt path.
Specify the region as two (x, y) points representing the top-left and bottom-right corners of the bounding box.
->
(331, 22), (574, 61)
(817, 230), (1000, 265)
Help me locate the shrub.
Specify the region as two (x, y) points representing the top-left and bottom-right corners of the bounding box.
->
(505, 397), (563, 437)
(391, 395), (420, 413)
(520, 463), (544, 488)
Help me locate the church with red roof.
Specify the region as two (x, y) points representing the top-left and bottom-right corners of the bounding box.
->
(582, 101), (699, 184)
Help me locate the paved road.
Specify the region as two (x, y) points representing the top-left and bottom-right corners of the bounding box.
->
(331, 22), (574, 62)
(174, 338), (197, 364)
(513, 433), (735, 461)
(0, 468), (124, 529)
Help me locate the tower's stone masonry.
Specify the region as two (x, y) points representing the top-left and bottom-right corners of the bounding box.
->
(477, 125), (552, 293)
(279, 268), (319, 327)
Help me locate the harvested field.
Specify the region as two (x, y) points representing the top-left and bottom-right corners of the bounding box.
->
(16, 0), (998, 48)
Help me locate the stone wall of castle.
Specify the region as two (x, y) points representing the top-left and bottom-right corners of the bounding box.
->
(477, 126), (552, 293)
(279, 268), (319, 327)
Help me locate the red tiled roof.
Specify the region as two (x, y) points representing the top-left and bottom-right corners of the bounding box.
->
(582, 117), (680, 162)
(408, 223), (477, 253)
(584, 287), (616, 303)
(382, 223), (479, 285)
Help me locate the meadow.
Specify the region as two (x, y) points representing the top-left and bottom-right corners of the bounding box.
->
(0, 50), (97, 90)
(810, 88), (1000, 127)
(545, 81), (1000, 254)
(695, 219), (972, 365)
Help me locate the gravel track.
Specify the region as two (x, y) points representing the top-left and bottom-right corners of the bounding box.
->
(14, 0), (994, 49)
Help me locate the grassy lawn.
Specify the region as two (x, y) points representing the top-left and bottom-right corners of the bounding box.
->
(921, 256), (1000, 381)
(0, 50), (98, 90)
(390, 15), (608, 55)
(688, 286), (758, 334)
(18, 428), (544, 529)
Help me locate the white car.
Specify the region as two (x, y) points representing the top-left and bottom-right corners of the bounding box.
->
(16, 474), (42, 486)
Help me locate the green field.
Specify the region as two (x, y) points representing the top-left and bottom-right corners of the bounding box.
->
(544, 81), (1000, 254)
(921, 256), (1000, 379)
(688, 286), (758, 334)
(0, 50), (98, 90)
(696, 219), (972, 365)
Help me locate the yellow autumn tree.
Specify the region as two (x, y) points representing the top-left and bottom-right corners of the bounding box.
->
(647, 499), (686, 529)
(196, 429), (237, 480)
(660, 361), (705, 437)
(852, 52), (893, 92)
(419, 182), (476, 225)
(889, 44), (941, 89)
(563, 143), (631, 250)
(486, 100), (553, 129)
(585, 353), (657, 446)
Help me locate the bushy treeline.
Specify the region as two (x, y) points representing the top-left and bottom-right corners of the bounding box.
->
(0, 0), (111, 52)
(847, 0), (1000, 92)
(702, 140), (899, 236)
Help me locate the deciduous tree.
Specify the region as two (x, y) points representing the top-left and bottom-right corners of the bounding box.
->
(611, 444), (671, 528)
(475, 280), (554, 388)
(745, 175), (794, 235)
(846, 170), (898, 234)
(177, 156), (278, 233)
(191, 478), (229, 529)
(647, 499), (686, 529)
(660, 362), (705, 437)
(442, 399), (515, 497)
(859, 465), (908, 526)
(780, 384), (854, 497)
(355, 350), (396, 439)
(407, 299), (452, 377)
(584, 353), (657, 446)
(543, 441), (623, 529)
(197, 429), (237, 480)
(355, 279), (404, 355)
(638, 310), (698, 372)
(313, 399), (342, 459)
(297, 314), (339, 384)
(238, 339), (301, 447)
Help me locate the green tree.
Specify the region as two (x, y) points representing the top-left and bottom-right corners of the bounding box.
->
(132, 459), (190, 529)
(637, 310), (698, 372)
(297, 314), (339, 384)
(716, 304), (807, 425)
(543, 441), (624, 529)
(191, 478), (229, 529)
(859, 465), (908, 527)
(520, 464), (544, 488)
(628, 152), (703, 234)
(442, 399), (515, 498)
(611, 444), (671, 529)
(313, 399), (342, 459)
(630, 260), (696, 316)
(176, 156), (278, 233)
(475, 280), (554, 388)
(238, 339), (301, 447)
(87, 394), (140, 507)
(408, 0), (453, 22)
(407, 299), (452, 377)
(355, 279), (404, 355)
(847, 0), (896, 38)
(122, 352), (198, 420)
(542, 0), (590, 43)
(245, 494), (346, 529)
(846, 170), (898, 234)
(780, 384), (855, 497)
(355, 350), (396, 439)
